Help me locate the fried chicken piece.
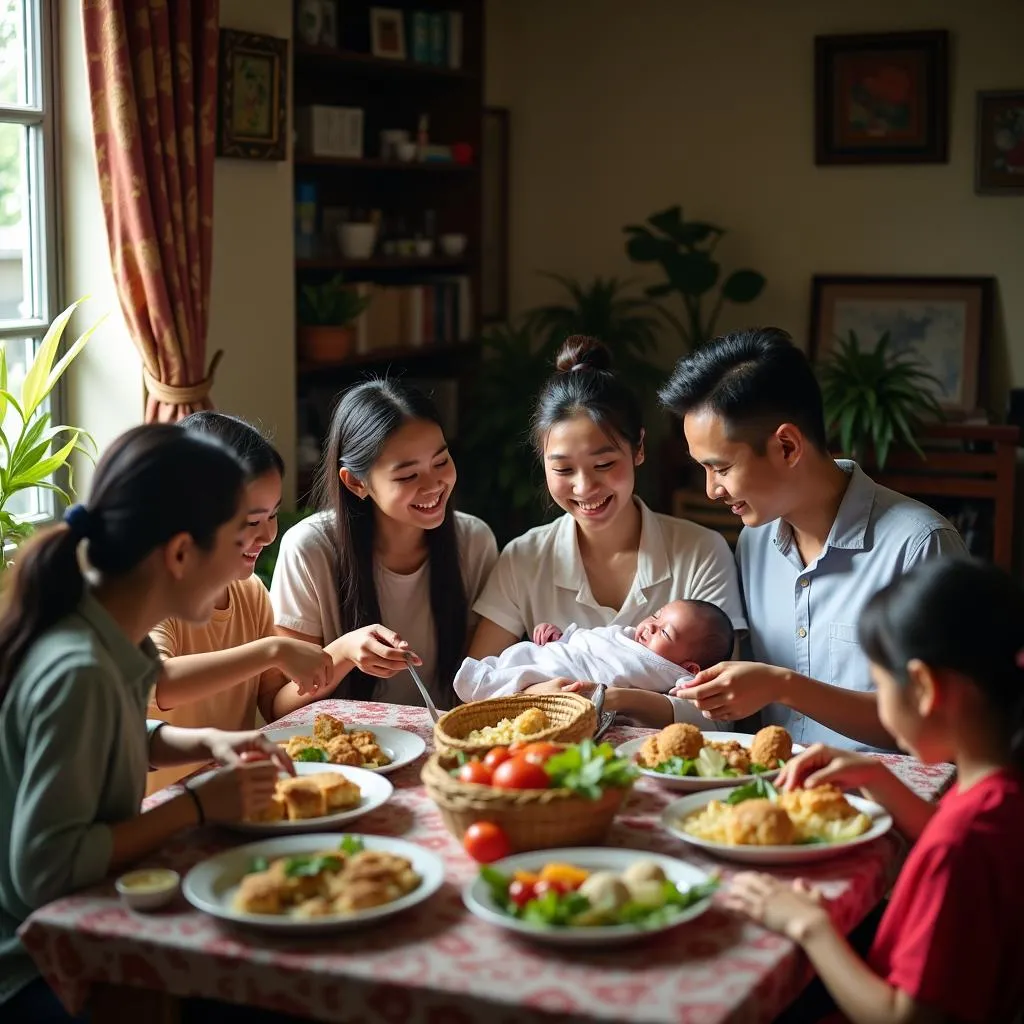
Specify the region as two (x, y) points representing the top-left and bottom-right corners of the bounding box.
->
(347, 730), (391, 766)
(725, 799), (797, 846)
(656, 722), (703, 761)
(293, 896), (335, 919)
(325, 734), (364, 767)
(282, 736), (328, 759)
(314, 713), (348, 744)
(513, 707), (549, 736)
(246, 793), (286, 823)
(234, 873), (284, 914)
(309, 771), (361, 811)
(750, 725), (793, 769)
(333, 878), (401, 913)
(637, 735), (662, 768)
(278, 777), (327, 820)
(778, 784), (857, 822)
(707, 739), (752, 774)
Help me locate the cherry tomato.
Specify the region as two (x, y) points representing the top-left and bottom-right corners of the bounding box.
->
(519, 742), (561, 765)
(508, 879), (537, 907)
(457, 760), (493, 786)
(491, 755), (551, 791)
(462, 822), (511, 863)
(483, 746), (512, 771)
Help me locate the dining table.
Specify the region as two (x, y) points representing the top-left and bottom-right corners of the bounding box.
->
(19, 699), (956, 1024)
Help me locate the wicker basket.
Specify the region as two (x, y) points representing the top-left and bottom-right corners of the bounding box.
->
(421, 750), (632, 852)
(433, 693), (596, 756)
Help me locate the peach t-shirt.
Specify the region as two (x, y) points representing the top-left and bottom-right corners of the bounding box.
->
(146, 575), (274, 794)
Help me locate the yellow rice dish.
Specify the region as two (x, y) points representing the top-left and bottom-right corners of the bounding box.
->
(681, 784), (872, 846)
(463, 706), (550, 746)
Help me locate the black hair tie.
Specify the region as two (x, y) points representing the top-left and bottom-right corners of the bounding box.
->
(63, 503), (93, 540)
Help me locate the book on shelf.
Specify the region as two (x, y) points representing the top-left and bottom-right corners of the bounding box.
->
(352, 277), (473, 355)
(406, 9), (461, 68)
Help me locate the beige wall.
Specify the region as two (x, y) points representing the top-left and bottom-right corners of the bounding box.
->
(486, 0), (1024, 410)
(61, 0), (296, 501)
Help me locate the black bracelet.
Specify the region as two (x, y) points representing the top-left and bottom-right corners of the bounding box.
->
(181, 783), (205, 826)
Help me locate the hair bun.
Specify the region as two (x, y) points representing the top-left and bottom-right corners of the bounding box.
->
(555, 335), (613, 374)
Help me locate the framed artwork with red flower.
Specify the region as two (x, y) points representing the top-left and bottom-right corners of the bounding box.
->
(815, 30), (949, 165)
(975, 90), (1024, 195)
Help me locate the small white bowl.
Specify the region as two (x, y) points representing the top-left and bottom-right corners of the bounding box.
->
(439, 233), (467, 256)
(395, 140), (418, 162)
(414, 238), (434, 257)
(115, 868), (180, 911)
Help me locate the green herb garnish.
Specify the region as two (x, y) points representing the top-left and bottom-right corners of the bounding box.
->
(247, 856), (269, 874)
(544, 739), (638, 799)
(749, 763), (770, 775)
(293, 746), (329, 763)
(282, 854), (343, 878)
(726, 776), (779, 805)
(339, 835), (365, 856)
(652, 756), (698, 777)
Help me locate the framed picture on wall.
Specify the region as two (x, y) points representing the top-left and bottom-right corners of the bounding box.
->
(975, 90), (1024, 195)
(370, 8), (406, 60)
(217, 29), (288, 160)
(481, 107), (510, 323)
(809, 275), (995, 416)
(814, 30), (949, 165)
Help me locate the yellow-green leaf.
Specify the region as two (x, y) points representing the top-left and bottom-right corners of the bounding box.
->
(42, 312), (107, 404)
(7, 432), (79, 489)
(20, 299), (83, 417)
(0, 345), (7, 425)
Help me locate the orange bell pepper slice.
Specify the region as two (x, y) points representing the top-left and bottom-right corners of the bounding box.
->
(513, 870), (540, 885)
(539, 863), (590, 887)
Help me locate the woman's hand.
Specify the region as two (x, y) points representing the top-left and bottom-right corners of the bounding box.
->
(203, 728), (295, 776)
(724, 872), (831, 944)
(531, 623), (563, 646)
(270, 637), (335, 695)
(669, 661), (786, 720)
(777, 743), (886, 792)
(338, 625), (422, 678)
(188, 760), (280, 824)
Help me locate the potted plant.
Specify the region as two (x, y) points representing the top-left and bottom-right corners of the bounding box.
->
(623, 205), (766, 350)
(818, 331), (944, 469)
(297, 275), (372, 365)
(1, 298), (101, 568)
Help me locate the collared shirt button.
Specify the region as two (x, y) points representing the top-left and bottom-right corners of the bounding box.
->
(797, 627), (807, 638)
(800, 578), (809, 587)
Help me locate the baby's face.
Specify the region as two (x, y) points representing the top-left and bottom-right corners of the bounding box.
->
(634, 602), (697, 665)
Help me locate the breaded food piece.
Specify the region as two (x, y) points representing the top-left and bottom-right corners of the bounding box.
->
(278, 777), (327, 820)
(638, 735), (662, 768)
(750, 725), (793, 769)
(246, 793), (286, 823)
(347, 730), (391, 766)
(293, 896), (335, 919)
(656, 722), (703, 761)
(283, 736), (329, 759)
(779, 784), (856, 822)
(314, 713), (348, 743)
(513, 706), (549, 736)
(234, 873), (284, 914)
(325, 735), (365, 767)
(707, 739), (752, 774)
(725, 799), (797, 846)
(333, 878), (400, 913)
(309, 771), (361, 811)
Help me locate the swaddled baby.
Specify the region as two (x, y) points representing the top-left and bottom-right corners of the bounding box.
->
(453, 599), (734, 705)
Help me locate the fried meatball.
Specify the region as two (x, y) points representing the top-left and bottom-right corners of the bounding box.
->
(514, 706), (549, 736)
(724, 799), (797, 846)
(749, 725), (793, 769)
(638, 735), (662, 768)
(656, 722), (703, 761)
(778, 784), (856, 822)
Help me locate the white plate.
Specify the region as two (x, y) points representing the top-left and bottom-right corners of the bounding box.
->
(616, 732), (805, 792)
(263, 724), (426, 776)
(660, 787), (894, 864)
(191, 762), (393, 836)
(183, 833), (444, 934)
(462, 847), (715, 947)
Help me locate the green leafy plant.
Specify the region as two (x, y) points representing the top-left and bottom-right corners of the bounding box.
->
(543, 739), (638, 799)
(0, 298), (102, 564)
(298, 274), (371, 326)
(818, 331), (944, 469)
(255, 506), (315, 588)
(624, 205), (766, 349)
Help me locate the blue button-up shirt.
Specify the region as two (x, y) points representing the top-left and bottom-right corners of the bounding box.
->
(737, 461), (967, 751)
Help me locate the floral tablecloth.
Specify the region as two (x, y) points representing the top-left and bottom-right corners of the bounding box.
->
(21, 700), (955, 1024)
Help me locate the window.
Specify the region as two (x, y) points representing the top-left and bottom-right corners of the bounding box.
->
(0, 0), (58, 521)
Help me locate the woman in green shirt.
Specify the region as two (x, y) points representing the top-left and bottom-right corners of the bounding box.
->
(0, 424), (293, 1022)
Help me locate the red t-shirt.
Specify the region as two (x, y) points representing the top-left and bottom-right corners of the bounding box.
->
(868, 768), (1024, 1021)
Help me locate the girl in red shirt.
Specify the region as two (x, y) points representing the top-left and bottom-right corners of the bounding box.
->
(727, 556), (1024, 1024)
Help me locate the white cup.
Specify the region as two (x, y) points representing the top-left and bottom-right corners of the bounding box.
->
(439, 233), (467, 257)
(338, 223), (378, 260)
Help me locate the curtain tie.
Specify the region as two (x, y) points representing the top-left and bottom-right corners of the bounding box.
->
(143, 349), (224, 405)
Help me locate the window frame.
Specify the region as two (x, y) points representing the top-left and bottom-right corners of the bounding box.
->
(0, 0), (64, 527)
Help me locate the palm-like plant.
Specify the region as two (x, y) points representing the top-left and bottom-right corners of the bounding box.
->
(818, 331), (944, 469)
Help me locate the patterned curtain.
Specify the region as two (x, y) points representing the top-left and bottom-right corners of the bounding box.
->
(82, 0), (221, 422)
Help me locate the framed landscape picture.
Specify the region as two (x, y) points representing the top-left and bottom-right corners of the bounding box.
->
(814, 30), (949, 165)
(809, 275), (995, 416)
(217, 30), (288, 160)
(975, 90), (1024, 195)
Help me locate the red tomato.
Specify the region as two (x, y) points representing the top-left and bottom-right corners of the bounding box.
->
(508, 879), (537, 907)
(483, 746), (512, 771)
(463, 822), (511, 864)
(457, 760), (493, 786)
(491, 756), (551, 791)
(519, 742), (561, 765)
(532, 879), (570, 898)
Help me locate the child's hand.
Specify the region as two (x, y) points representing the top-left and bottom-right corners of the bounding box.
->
(204, 728), (295, 776)
(777, 743), (886, 792)
(336, 624), (423, 678)
(188, 759), (280, 824)
(724, 872), (830, 944)
(272, 637), (334, 695)
(532, 623), (563, 645)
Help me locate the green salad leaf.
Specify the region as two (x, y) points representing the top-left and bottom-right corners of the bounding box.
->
(521, 888), (591, 926)
(726, 775), (779, 805)
(652, 756), (698, 777)
(480, 865), (512, 909)
(283, 854), (343, 878)
(247, 856), (270, 875)
(293, 746), (328, 763)
(544, 739), (638, 800)
(339, 835), (365, 856)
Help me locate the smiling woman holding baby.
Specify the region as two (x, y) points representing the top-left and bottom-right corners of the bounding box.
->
(467, 336), (745, 726)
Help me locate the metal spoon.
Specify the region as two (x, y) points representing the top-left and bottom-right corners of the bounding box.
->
(591, 683), (616, 741)
(404, 652), (440, 724)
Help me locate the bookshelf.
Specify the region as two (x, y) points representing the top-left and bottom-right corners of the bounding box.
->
(292, 0), (485, 501)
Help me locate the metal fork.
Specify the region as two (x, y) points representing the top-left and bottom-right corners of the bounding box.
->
(404, 653), (441, 724)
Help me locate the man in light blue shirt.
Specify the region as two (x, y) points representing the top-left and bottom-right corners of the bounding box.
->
(659, 328), (966, 750)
